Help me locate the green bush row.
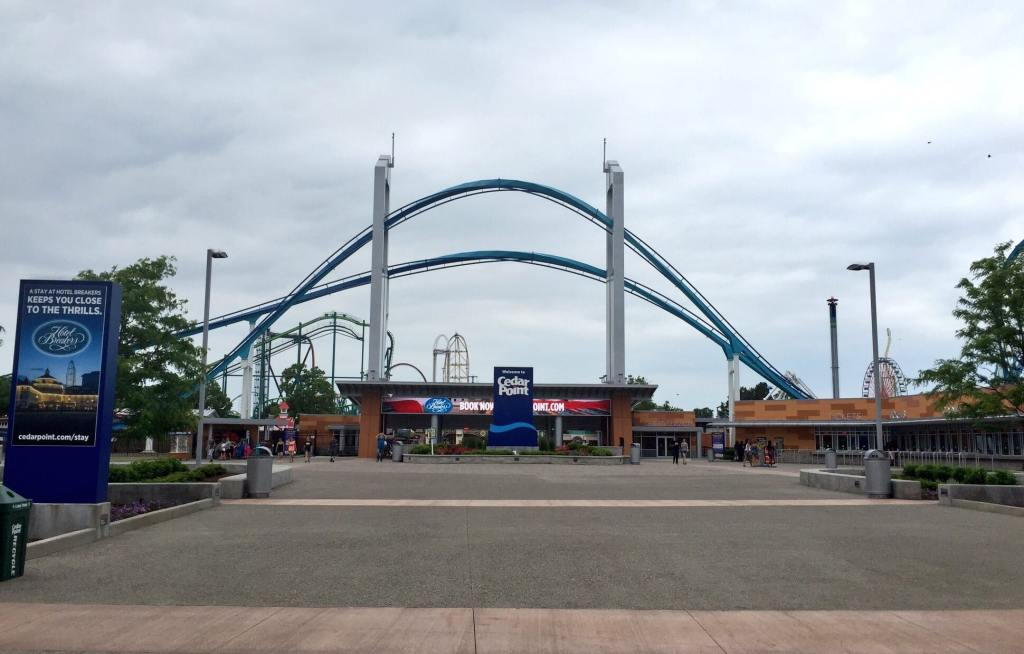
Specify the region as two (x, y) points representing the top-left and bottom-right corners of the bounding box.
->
(108, 460), (226, 483)
(108, 458), (188, 483)
(901, 464), (1017, 486)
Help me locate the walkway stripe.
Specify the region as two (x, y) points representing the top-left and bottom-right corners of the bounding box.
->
(221, 498), (925, 507)
(0, 603), (1019, 653)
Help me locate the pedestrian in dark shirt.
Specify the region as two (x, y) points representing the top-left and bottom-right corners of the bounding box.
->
(671, 440), (680, 465)
(329, 436), (338, 463)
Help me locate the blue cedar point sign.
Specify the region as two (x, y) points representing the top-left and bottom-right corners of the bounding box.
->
(488, 366), (536, 448)
(3, 280), (122, 504)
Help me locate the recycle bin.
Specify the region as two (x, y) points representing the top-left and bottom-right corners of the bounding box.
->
(629, 442), (640, 464)
(247, 446), (274, 499)
(0, 486), (32, 582)
(863, 449), (891, 498)
(392, 441), (403, 463)
(825, 448), (837, 470)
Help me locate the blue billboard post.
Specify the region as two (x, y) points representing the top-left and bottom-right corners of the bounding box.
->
(487, 367), (537, 449)
(3, 280), (121, 504)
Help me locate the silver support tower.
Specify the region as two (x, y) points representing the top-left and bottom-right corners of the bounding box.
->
(366, 154), (393, 381)
(727, 353), (740, 448)
(604, 160), (625, 384)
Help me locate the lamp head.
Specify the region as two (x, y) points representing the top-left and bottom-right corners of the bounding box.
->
(209, 249), (229, 259)
(847, 263), (871, 271)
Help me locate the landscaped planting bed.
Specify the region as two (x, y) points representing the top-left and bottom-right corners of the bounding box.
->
(108, 459), (228, 483)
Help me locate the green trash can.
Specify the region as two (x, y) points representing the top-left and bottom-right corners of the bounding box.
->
(0, 486), (32, 582)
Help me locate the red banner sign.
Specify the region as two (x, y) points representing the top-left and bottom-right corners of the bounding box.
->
(382, 397), (609, 416)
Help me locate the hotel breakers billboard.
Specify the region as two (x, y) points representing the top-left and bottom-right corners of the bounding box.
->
(4, 280), (121, 503)
(488, 366), (536, 448)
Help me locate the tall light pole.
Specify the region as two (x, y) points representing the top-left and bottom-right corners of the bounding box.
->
(847, 262), (884, 451)
(196, 249), (228, 463)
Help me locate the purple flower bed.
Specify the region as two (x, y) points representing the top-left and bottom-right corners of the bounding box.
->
(111, 500), (167, 522)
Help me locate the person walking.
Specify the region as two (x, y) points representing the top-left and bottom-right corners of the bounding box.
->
(304, 435), (313, 463)
(680, 438), (689, 465)
(671, 439), (680, 465)
(735, 440), (744, 464)
(743, 440), (752, 467)
(376, 432), (386, 463)
(287, 437), (296, 463)
(329, 436), (338, 462)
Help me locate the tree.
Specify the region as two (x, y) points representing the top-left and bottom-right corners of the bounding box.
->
(916, 242), (1024, 418)
(739, 382), (770, 401)
(77, 256), (203, 441)
(626, 375), (658, 410)
(693, 407), (713, 418)
(205, 383), (239, 418)
(279, 363), (337, 420)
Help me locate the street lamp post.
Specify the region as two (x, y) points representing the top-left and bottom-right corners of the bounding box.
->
(847, 262), (884, 451)
(196, 249), (228, 463)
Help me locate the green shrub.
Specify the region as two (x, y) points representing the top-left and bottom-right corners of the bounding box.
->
(913, 465), (935, 481)
(919, 479), (938, 491)
(902, 464), (919, 478)
(461, 434), (484, 450)
(952, 467), (969, 483)
(407, 444), (432, 455)
(963, 468), (988, 485)
(108, 458), (188, 483)
(538, 436), (554, 452)
(935, 465), (955, 482)
(588, 447), (612, 456)
(987, 470), (1017, 486)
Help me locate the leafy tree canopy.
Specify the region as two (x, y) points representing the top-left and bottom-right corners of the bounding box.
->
(205, 382), (239, 418)
(279, 363), (337, 421)
(77, 256), (202, 440)
(916, 241), (1024, 419)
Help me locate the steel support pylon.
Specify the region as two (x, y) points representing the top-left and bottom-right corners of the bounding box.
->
(604, 161), (625, 384)
(366, 154), (392, 381)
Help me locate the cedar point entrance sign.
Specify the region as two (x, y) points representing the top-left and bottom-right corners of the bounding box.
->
(488, 366), (536, 448)
(3, 280), (121, 503)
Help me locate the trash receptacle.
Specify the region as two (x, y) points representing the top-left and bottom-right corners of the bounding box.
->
(825, 448), (837, 470)
(247, 446), (274, 499)
(0, 486), (32, 582)
(392, 441), (403, 463)
(629, 442), (640, 464)
(863, 449), (891, 498)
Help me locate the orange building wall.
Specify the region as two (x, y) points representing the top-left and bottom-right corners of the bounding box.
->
(734, 394), (939, 422)
(610, 391), (634, 450)
(632, 411), (696, 427)
(735, 426), (815, 450)
(296, 414), (360, 453)
(358, 389), (383, 458)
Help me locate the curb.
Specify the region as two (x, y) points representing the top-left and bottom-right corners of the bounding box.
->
(946, 498), (1024, 518)
(27, 498), (215, 560)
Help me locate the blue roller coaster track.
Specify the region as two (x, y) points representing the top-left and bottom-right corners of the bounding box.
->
(196, 179), (814, 398)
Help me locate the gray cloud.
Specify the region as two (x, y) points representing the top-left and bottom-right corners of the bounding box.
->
(1, 1), (1022, 409)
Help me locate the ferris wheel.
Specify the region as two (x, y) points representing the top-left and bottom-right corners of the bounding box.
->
(861, 329), (909, 398)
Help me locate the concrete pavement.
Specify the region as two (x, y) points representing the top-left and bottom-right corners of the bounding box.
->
(3, 458), (1022, 652)
(0, 603), (1021, 653)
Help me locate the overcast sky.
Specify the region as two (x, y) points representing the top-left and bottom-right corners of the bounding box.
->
(2, 1), (1022, 409)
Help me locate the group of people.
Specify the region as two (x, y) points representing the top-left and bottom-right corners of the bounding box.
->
(271, 436), (341, 462)
(735, 439), (776, 467)
(669, 439), (690, 465)
(210, 438), (251, 461)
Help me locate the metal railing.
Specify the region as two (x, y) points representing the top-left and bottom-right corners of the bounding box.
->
(776, 448), (1024, 471)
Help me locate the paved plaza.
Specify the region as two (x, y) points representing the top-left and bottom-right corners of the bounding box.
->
(2, 459), (1023, 652)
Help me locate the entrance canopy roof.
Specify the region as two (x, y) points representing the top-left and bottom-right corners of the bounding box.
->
(337, 380), (657, 402)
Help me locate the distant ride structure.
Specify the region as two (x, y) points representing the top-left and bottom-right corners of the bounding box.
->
(861, 328), (909, 399)
(432, 333), (471, 383)
(188, 156), (821, 431)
